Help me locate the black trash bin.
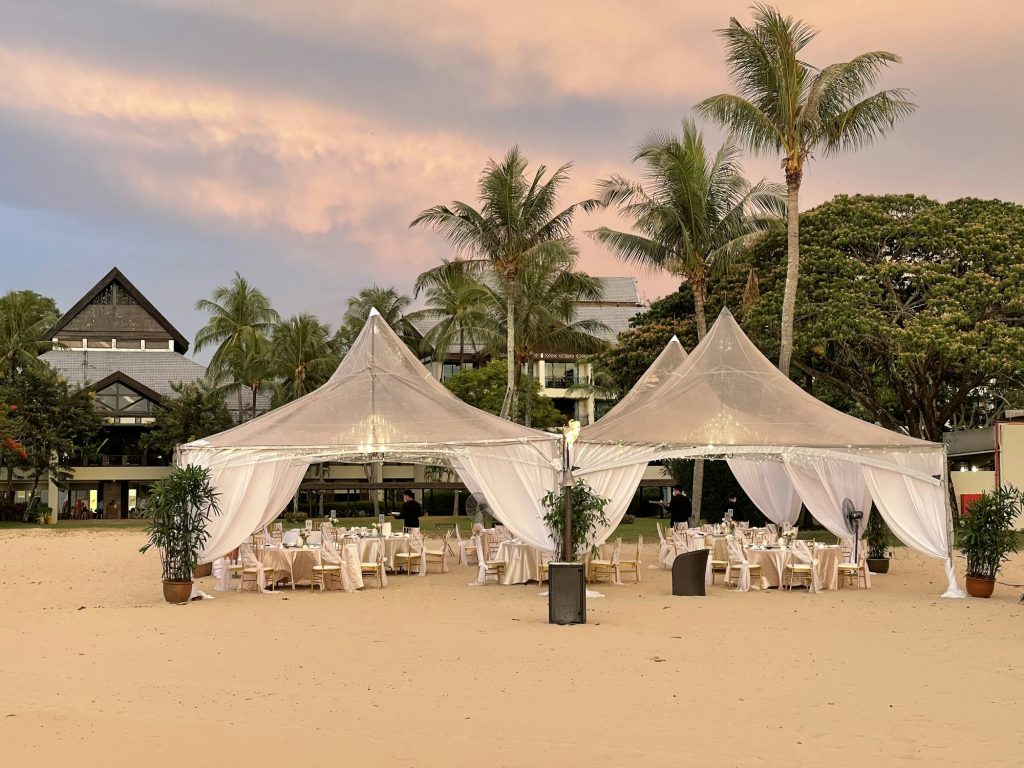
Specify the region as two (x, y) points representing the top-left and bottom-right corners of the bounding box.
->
(548, 563), (586, 624)
(672, 549), (710, 596)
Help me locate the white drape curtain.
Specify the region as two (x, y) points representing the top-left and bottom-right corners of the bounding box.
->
(450, 444), (560, 551)
(727, 458), (802, 526)
(862, 453), (964, 598)
(576, 461), (648, 549)
(784, 458), (873, 545)
(179, 448), (310, 563)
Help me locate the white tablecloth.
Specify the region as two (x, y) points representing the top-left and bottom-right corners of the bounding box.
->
(258, 546), (321, 588)
(743, 545), (841, 590)
(496, 541), (551, 585)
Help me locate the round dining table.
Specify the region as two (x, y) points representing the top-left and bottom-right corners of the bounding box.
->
(496, 541), (550, 585)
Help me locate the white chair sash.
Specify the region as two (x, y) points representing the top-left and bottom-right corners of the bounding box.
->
(725, 539), (751, 592)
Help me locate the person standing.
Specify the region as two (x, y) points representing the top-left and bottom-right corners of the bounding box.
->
(399, 489), (422, 531)
(668, 485), (692, 527)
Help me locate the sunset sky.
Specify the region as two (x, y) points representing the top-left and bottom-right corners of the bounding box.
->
(3, 1), (1022, 355)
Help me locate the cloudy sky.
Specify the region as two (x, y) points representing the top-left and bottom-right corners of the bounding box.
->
(3, 0), (1022, 356)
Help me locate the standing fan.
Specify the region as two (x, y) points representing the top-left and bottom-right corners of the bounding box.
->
(466, 492), (493, 527)
(842, 498), (864, 564)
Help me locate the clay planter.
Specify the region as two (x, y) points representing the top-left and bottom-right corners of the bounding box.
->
(193, 562), (213, 578)
(866, 558), (889, 574)
(162, 580), (194, 604)
(965, 576), (995, 598)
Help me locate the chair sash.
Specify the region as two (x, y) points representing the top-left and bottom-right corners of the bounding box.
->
(213, 555), (232, 591)
(408, 531), (427, 577)
(240, 543), (267, 591)
(725, 540), (751, 592)
(790, 541), (821, 593)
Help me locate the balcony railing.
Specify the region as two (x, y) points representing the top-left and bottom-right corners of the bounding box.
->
(543, 373), (589, 389)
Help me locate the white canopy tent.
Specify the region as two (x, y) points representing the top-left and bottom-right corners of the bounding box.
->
(573, 308), (964, 597)
(179, 311), (562, 561)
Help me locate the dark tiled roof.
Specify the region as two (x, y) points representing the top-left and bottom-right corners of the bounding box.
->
(582, 277), (642, 305)
(576, 304), (646, 343)
(40, 350), (271, 414)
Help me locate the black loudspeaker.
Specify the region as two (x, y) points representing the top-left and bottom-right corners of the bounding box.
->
(548, 562), (586, 625)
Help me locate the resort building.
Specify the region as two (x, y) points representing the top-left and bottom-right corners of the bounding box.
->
(415, 276), (648, 425)
(945, 412), (1024, 526)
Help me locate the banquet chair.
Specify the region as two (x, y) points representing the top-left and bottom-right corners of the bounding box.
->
(588, 538), (621, 584)
(360, 541), (387, 589)
(311, 539), (344, 593)
(838, 545), (869, 589)
(239, 544), (276, 593)
(617, 535), (643, 583)
(724, 540), (761, 591)
(270, 522), (283, 541)
(454, 525), (479, 566)
(475, 535), (506, 583)
(394, 532), (426, 575)
(425, 530), (452, 573)
(708, 536), (729, 585)
(783, 542), (815, 591)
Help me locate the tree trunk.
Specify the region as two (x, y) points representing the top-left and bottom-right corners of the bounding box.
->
(778, 171), (802, 376)
(690, 291), (707, 524)
(236, 385), (244, 424)
(499, 273), (515, 420)
(524, 360), (534, 428)
(458, 328), (464, 371)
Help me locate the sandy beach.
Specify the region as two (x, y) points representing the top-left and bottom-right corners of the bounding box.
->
(1, 528), (1022, 767)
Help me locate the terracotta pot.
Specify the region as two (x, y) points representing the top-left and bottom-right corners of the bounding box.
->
(162, 580), (194, 604)
(193, 562), (213, 578)
(965, 575), (995, 598)
(866, 558), (889, 574)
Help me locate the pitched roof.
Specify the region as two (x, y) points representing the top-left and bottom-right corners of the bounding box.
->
(583, 276), (642, 305)
(46, 267), (190, 353)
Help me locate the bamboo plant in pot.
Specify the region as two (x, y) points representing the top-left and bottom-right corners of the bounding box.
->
(865, 512), (892, 574)
(956, 486), (1022, 599)
(140, 464), (221, 604)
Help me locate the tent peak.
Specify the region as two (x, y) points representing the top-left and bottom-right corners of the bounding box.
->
(717, 306), (735, 319)
(670, 335), (680, 344)
(368, 307), (381, 318)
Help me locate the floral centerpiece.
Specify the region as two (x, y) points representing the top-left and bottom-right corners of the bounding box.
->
(778, 530), (796, 547)
(299, 529), (310, 547)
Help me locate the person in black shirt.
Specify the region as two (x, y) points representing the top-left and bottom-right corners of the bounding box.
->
(399, 490), (422, 530)
(668, 485), (692, 527)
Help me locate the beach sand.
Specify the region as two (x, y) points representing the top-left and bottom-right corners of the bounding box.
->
(1, 528), (1022, 767)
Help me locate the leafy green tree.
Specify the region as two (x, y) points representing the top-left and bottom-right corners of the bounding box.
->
(443, 360), (564, 429)
(592, 118), (782, 339)
(335, 286), (416, 353)
(696, 3), (915, 376)
(271, 314), (338, 406)
(740, 194), (1024, 441)
(410, 262), (492, 370)
(411, 146), (596, 419)
(0, 365), (102, 508)
(0, 290), (60, 381)
(140, 380), (234, 461)
(194, 273), (279, 421)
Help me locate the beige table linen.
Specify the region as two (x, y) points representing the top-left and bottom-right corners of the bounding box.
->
(496, 541), (550, 584)
(258, 546), (321, 588)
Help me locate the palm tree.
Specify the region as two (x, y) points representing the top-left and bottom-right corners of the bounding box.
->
(411, 146), (597, 419)
(592, 118), (783, 339)
(410, 262), (492, 372)
(0, 290), (60, 381)
(220, 328), (276, 421)
(194, 273), (279, 420)
(592, 119), (782, 520)
(271, 314), (338, 406)
(484, 251), (610, 426)
(695, 3), (915, 375)
(335, 286), (415, 353)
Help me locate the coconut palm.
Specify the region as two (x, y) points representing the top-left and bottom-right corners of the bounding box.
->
(219, 328), (276, 421)
(695, 3), (915, 375)
(484, 252), (610, 426)
(592, 118), (783, 339)
(409, 263), (492, 372)
(591, 119), (782, 520)
(271, 314), (338, 406)
(194, 273), (279, 419)
(335, 286), (416, 353)
(411, 146), (597, 419)
(0, 290), (60, 381)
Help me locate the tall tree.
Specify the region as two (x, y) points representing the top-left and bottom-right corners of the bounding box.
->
(444, 360), (565, 430)
(410, 262), (492, 371)
(593, 119), (782, 338)
(194, 273), (279, 421)
(139, 380), (234, 461)
(271, 314), (338, 406)
(411, 146), (597, 419)
(0, 290), (60, 381)
(483, 251), (609, 426)
(335, 286), (416, 353)
(696, 3), (915, 375)
(593, 119), (781, 518)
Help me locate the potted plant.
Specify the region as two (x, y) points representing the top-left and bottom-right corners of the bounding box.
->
(865, 513), (892, 574)
(139, 464), (221, 604)
(541, 479), (609, 625)
(956, 486), (1022, 598)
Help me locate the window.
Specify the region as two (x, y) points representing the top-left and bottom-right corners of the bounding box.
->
(94, 382), (156, 416)
(441, 362), (473, 381)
